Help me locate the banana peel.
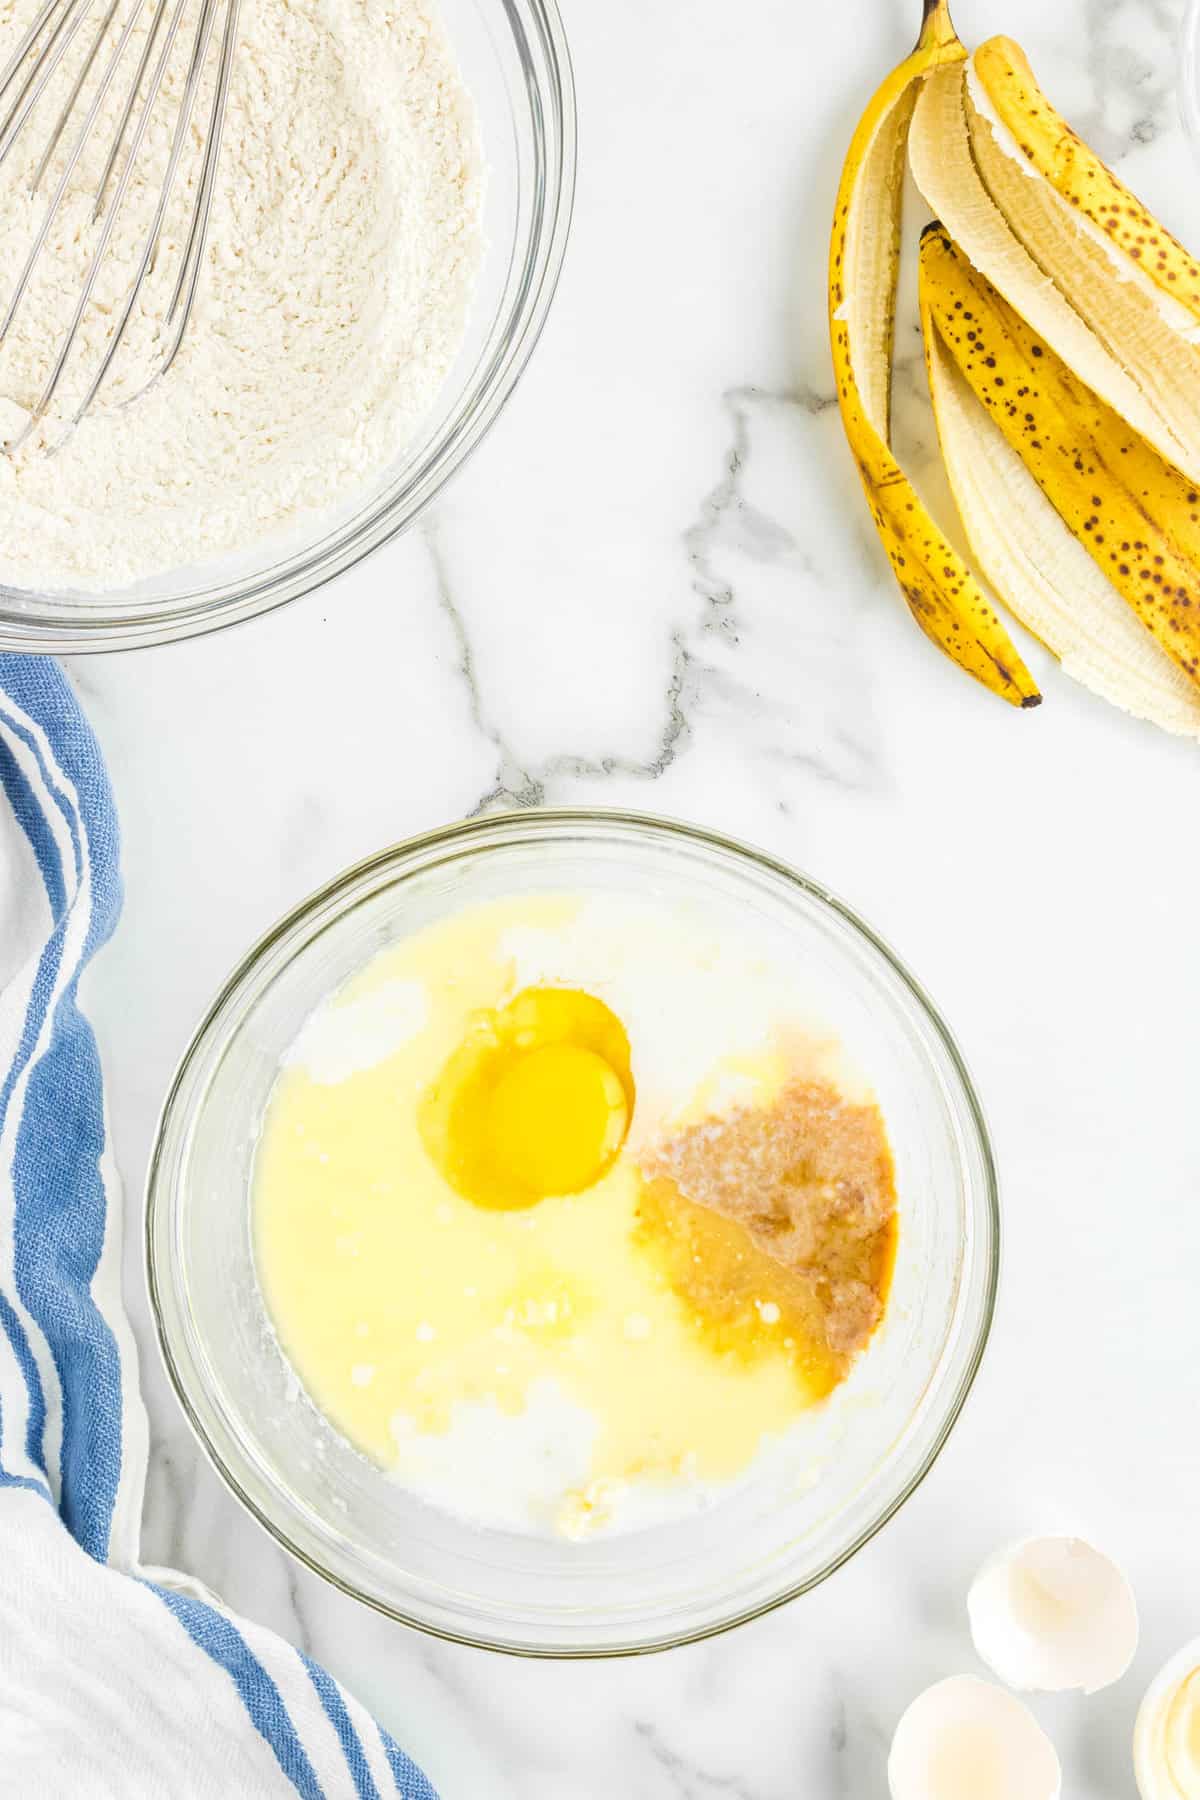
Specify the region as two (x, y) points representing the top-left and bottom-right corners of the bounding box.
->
(973, 36), (1200, 320)
(829, 1), (1040, 708)
(908, 63), (1200, 484)
(919, 225), (1200, 692)
(922, 293), (1200, 738)
(964, 42), (1200, 483)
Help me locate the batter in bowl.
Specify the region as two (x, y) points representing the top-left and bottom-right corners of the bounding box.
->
(253, 893), (898, 1539)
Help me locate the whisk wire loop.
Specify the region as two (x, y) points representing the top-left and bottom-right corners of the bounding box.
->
(65, 0), (224, 430)
(31, 0), (124, 193)
(0, 0), (153, 348)
(0, 0), (96, 165)
(0, 0), (239, 452)
(90, 0), (168, 218)
(0, 0), (68, 108)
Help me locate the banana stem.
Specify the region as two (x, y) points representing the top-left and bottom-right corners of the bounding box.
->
(917, 0), (959, 53)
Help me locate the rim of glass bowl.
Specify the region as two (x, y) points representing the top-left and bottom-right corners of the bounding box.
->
(145, 809), (1000, 1657)
(0, 0), (576, 656)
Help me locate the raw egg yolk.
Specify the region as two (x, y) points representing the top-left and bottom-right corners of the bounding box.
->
(421, 987), (635, 1209)
(486, 1044), (628, 1196)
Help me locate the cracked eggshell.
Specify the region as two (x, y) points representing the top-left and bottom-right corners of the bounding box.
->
(968, 1535), (1139, 1695)
(1134, 1636), (1200, 1800)
(888, 1675), (1061, 1800)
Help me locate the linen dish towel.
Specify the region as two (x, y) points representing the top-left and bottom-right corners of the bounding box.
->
(0, 655), (436, 1800)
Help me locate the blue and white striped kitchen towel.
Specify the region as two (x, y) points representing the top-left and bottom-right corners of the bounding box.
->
(0, 655), (436, 1800)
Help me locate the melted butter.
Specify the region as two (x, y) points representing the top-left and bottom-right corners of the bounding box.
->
(254, 895), (870, 1510)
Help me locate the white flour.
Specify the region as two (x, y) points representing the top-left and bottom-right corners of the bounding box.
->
(0, 0), (481, 590)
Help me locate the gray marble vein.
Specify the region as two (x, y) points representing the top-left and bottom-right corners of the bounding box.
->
(633, 1721), (762, 1800)
(423, 513), (693, 813)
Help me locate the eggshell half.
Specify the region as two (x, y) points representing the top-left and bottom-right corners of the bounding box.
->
(968, 1535), (1139, 1694)
(888, 1674), (1061, 1800)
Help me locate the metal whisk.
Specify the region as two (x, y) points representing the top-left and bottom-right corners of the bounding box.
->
(0, 0), (240, 452)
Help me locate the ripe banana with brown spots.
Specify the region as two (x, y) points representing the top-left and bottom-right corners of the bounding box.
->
(920, 263), (1200, 737)
(971, 36), (1200, 316)
(831, 5), (1200, 727)
(919, 226), (1200, 694)
(908, 61), (1200, 484)
(964, 38), (1200, 484)
(828, 0), (1040, 708)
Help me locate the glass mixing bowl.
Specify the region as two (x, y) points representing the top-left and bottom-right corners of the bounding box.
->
(146, 811), (999, 1656)
(0, 0), (574, 655)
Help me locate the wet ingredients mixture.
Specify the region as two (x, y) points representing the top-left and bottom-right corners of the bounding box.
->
(253, 894), (898, 1539)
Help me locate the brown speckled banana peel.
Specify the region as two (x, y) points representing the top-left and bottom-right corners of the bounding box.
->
(964, 39), (1200, 484)
(919, 226), (1200, 693)
(828, 2), (1040, 708)
(908, 63), (1200, 483)
(921, 289), (1200, 738)
(972, 37), (1200, 319)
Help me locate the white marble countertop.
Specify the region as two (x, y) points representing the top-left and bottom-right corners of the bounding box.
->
(69, 0), (1200, 1792)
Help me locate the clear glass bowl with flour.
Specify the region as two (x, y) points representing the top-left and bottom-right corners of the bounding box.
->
(0, 0), (573, 651)
(147, 811), (999, 1656)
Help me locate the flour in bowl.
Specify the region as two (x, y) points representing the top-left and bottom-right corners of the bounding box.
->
(0, 0), (482, 590)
